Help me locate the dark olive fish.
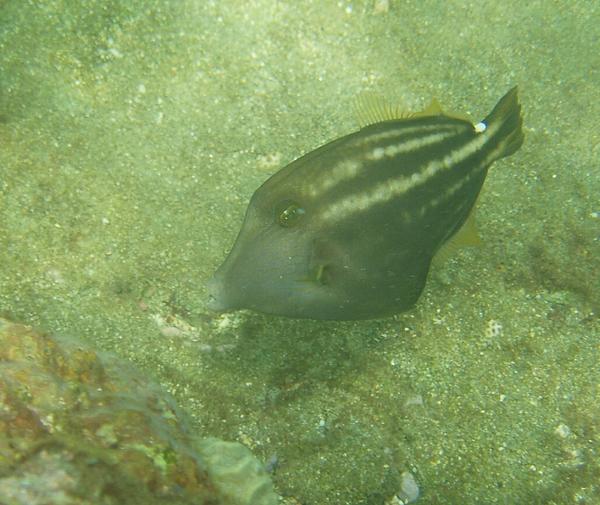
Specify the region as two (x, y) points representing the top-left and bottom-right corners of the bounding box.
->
(207, 88), (524, 320)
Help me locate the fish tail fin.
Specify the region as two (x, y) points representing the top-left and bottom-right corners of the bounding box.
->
(483, 86), (524, 160)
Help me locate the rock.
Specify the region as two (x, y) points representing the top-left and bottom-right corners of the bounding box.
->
(397, 471), (419, 504)
(199, 438), (279, 505)
(0, 318), (279, 505)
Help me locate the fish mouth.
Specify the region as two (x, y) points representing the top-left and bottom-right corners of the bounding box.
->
(206, 292), (226, 313)
(205, 275), (232, 313)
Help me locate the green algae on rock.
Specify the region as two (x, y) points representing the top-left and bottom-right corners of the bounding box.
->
(0, 318), (279, 505)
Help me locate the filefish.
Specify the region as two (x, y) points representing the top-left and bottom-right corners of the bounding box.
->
(207, 88), (524, 320)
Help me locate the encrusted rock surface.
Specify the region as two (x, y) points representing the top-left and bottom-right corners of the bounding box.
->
(0, 318), (278, 505)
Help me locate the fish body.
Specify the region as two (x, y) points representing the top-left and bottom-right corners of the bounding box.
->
(207, 88), (524, 320)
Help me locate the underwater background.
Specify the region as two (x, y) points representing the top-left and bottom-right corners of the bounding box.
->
(1, 1), (598, 504)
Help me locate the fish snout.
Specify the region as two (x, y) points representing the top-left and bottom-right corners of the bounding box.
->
(206, 274), (231, 313)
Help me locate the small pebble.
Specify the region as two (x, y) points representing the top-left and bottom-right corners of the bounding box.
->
(485, 319), (503, 339)
(160, 326), (183, 338)
(404, 395), (424, 407)
(397, 470), (419, 504)
(265, 454), (279, 474)
(555, 423), (571, 438)
(374, 0), (390, 14)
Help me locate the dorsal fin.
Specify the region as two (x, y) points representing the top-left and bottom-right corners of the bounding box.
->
(413, 98), (444, 118)
(356, 93), (474, 128)
(355, 93), (413, 128)
(414, 97), (474, 123)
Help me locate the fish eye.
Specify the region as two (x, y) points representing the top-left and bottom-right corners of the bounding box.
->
(276, 200), (305, 228)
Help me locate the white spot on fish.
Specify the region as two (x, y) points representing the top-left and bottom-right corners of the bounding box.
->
(371, 146), (385, 160)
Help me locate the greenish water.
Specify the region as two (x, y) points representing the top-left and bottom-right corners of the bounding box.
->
(1, 1), (598, 503)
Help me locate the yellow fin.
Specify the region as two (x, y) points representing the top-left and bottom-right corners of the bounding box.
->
(413, 98), (444, 118)
(433, 209), (481, 265)
(354, 93), (413, 128)
(356, 92), (474, 128)
(452, 210), (482, 247)
(414, 96), (473, 123)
